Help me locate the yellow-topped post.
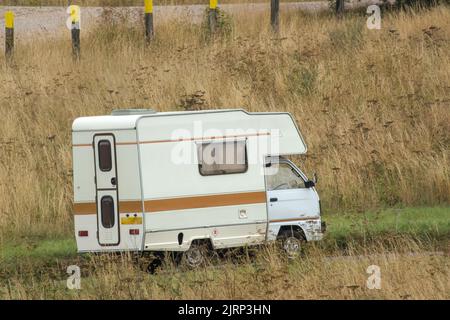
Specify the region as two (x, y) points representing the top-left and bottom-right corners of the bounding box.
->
(5, 11), (15, 62)
(145, 0), (153, 13)
(209, 0), (218, 9)
(68, 5), (81, 60)
(144, 0), (154, 42)
(208, 0), (218, 34)
(5, 11), (14, 29)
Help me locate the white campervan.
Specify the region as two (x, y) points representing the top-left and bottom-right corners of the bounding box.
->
(72, 109), (325, 266)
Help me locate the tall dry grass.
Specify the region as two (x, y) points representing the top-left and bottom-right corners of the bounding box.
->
(1, 0), (290, 6)
(0, 7), (449, 240)
(1, 236), (449, 299)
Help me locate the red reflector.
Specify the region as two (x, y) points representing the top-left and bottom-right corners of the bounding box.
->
(130, 229), (139, 235)
(78, 230), (88, 237)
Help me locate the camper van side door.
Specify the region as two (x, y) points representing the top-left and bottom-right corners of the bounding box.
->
(93, 134), (120, 246)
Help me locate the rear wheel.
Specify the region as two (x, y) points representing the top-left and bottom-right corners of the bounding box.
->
(278, 229), (305, 258)
(182, 242), (209, 268)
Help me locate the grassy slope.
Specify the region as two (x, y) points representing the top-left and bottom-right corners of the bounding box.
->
(1, 7), (449, 238)
(0, 6), (449, 299)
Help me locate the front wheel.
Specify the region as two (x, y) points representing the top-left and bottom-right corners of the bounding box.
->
(278, 229), (305, 259)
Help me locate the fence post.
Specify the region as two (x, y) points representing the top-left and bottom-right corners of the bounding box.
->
(5, 11), (14, 63)
(336, 0), (344, 18)
(69, 6), (81, 60)
(71, 26), (80, 60)
(209, 0), (218, 34)
(270, 0), (279, 33)
(144, 0), (154, 42)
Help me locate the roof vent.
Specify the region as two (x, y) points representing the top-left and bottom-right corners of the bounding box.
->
(111, 109), (156, 116)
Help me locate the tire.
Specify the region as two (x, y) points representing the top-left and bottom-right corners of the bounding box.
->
(278, 229), (305, 259)
(147, 258), (162, 274)
(181, 242), (210, 268)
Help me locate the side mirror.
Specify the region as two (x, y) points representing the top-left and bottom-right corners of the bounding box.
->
(305, 180), (315, 188)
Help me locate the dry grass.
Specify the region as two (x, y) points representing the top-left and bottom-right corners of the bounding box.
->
(2, 0), (299, 6)
(1, 7), (449, 300)
(0, 6), (449, 239)
(1, 236), (449, 299)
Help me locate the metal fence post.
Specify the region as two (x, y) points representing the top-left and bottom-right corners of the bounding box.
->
(270, 0), (280, 33)
(145, 0), (154, 42)
(336, 0), (345, 18)
(209, 0), (218, 34)
(5, 11), (14, 63)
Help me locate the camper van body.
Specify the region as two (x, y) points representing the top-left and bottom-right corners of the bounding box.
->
(72, 109), (324, 254)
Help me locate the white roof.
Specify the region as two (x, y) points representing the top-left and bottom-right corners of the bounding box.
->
(73, 109), (260, 131)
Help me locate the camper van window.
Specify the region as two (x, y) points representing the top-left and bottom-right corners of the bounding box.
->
(266, 162), (306, 190)
(101, 196), (115, 228)
(98, 140), (112, 172)
(198, 140), (248, 176)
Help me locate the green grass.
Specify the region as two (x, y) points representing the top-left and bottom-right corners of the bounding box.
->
(0, 238), (76, 266)
(1, 206), (448, 267)
(324, 206), (450, 241)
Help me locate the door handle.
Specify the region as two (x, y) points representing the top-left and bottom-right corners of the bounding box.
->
(270, 197), (278, 202)
(111, 177), (117, 185)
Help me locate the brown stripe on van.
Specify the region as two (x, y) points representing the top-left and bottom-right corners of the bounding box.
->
(73, 201), (141, 215)
(73, 142), (137, 147)
(119, 200), (142, 212)
(72, 132), (270, 147)
(139, 132), (271, 145)
(73, 192), (266, 215)
(72, 143), (92, 147)
(270, 217), (320, 223)
(73, 202), (96, 215)
(144, 191), (266, 212)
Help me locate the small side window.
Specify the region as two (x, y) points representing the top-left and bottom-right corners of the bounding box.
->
(101, 196), (115, 228)
(98, 140), (112, 172)
(197, 140), (248, 176)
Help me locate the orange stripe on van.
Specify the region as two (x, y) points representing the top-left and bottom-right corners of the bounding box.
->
(144, 191), (266, 212)
(73, 192), (266, 215)
(73, 202), (96, 215)
(72, 132), (270, 147)
(119, 200), (142, 212)
(73, 201), (141, 215)
(269, 217), (320, 223)
(140, 132), (270, 145)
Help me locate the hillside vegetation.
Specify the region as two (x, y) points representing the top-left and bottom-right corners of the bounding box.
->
(0, 4), (449, 300)
(0, 6), (449, 239)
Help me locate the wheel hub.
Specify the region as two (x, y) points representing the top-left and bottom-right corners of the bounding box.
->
(185, 247), (204, 267)
(283, 237), (301, 257)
